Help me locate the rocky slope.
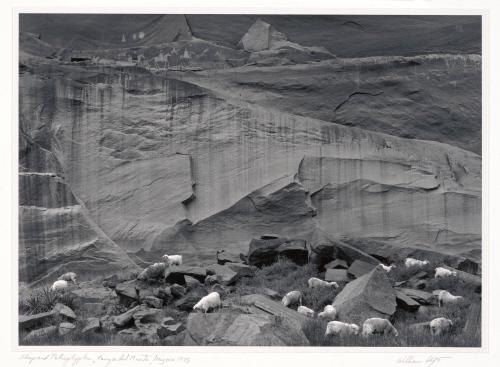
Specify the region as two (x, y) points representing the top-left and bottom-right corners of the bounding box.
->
(18, 16), (481, 284)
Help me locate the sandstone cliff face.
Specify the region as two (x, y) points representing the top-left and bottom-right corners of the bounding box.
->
(18, 16), (481, 284)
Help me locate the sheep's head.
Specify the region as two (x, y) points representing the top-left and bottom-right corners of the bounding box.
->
(350, 324), (360, 335)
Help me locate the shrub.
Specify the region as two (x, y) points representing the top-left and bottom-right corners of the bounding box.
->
(19, 287), (76, 315)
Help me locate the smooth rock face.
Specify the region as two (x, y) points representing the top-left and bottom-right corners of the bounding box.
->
(184, 313), (309, 346)
(333, 267), (397, 324)
(18, 15), (481, 284)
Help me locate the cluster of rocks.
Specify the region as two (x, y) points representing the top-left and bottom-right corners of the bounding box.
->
(19, 229), (481, 345)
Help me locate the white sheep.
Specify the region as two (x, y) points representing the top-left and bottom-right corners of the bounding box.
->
(377, 264), (396, 272)
(362, 318), (398, 337)
(434, 267), (457, 278)
(404, 257), (430, 268)
(193, 292), (221, 313)
(430, 317), (453, 336)
(297, 305), (314, 317)
(282, 290), (302, 308)
(318, 305), (337, 321)
(58, 272), (77, 283)
(434, 290), (464, 307)
(325, 321), (359, 336)
(308, 277), (339, 289)
(162, 254), (182, 266)
(50, 279), (68, 291)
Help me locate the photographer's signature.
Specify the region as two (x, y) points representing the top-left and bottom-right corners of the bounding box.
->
(397, 355), (452, 367)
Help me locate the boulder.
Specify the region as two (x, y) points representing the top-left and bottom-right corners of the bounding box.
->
(332, 266), (397, 324)
(158, 322), (185, 339)
(324, 259), (348, 270)
(142, 296), (163, 309)
(170, 284), (186, 298)
(277, 239), (308, 265)
(184, 275), (201, 288)
(239, 294), (308, 328)
(216, 250), (240, 265)
(137, 262), (166, 281)
(71, 286), (116, 304)
(53, 303), (76, 320)
(113, 305), (144, 328)
(226, 263), (257, 278)
(395, 288), (436, 305)
(204, 275), (218, 286)
(261, 234), (282, 239)
(325, 269), (350, 282)
(347, 260), (378, 278)
(206, 264), (239, 285)
(457, 259), (480, 275)
(133, 307), (164, 328)
(22, 325), (57, 343)
(154, 287), (173, 302)
(115, 280), (140, 305)
(247, 237), (287, 266)
(395, 290), (420, 312)
(82, 317), (101, 334)
(184, 313), (309, 346)
(19, 310), (55, 330)
(165, 266), (207, 284)
(308, 228), (379, 269)
(58, 322), (76, 336)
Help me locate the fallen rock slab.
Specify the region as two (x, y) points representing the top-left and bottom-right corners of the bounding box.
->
(58, 322), (76, 336)
(332, 266), (396, 324)
(165, 266), (207, 284)
(247, 237), (288, 266)
(113, 305), (144, 328)
(158, 322), (185, 339)
(325, 269), (350, 282)
(53, 303), (76, 320)
(395, 288), (436, 305)
(308, 228), (379, 269)
(184, 313), (309, 346)
(216, 250), (241, 265)
(395, 290), (420, 312)
(206, 264), (239, 285)
(23, 325), (57, 343)
(240, 294), (307, 328)
(19, 310), (55, 330)
(82, 317), (101, 334)
(324, 259), (348, 270)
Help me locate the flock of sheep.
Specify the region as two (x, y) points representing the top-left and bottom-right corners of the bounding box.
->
(48, 254), (463, 340)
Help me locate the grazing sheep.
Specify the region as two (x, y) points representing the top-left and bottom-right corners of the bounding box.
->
(325, 321), (359, 336)
(405, 258), (430, 268)
(430, 317), (453, 336)
(282, 290), (302, 308)
(193, 292), (221, 313)
(308, 277), (339, 289)
(434, 290), (464, 307)
(377, 264), (396, 272)
(50, 280), (68, 292)
(434, 267), (457, 278)
(362, 318), (398, 337)
(297, 305), (314, 317)
(318, 305), (337, 321)
(58, 272), (77, 283)
(162, 254), (182, 266)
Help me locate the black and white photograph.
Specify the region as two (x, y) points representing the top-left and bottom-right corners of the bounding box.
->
(15, 9), (486, 349)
